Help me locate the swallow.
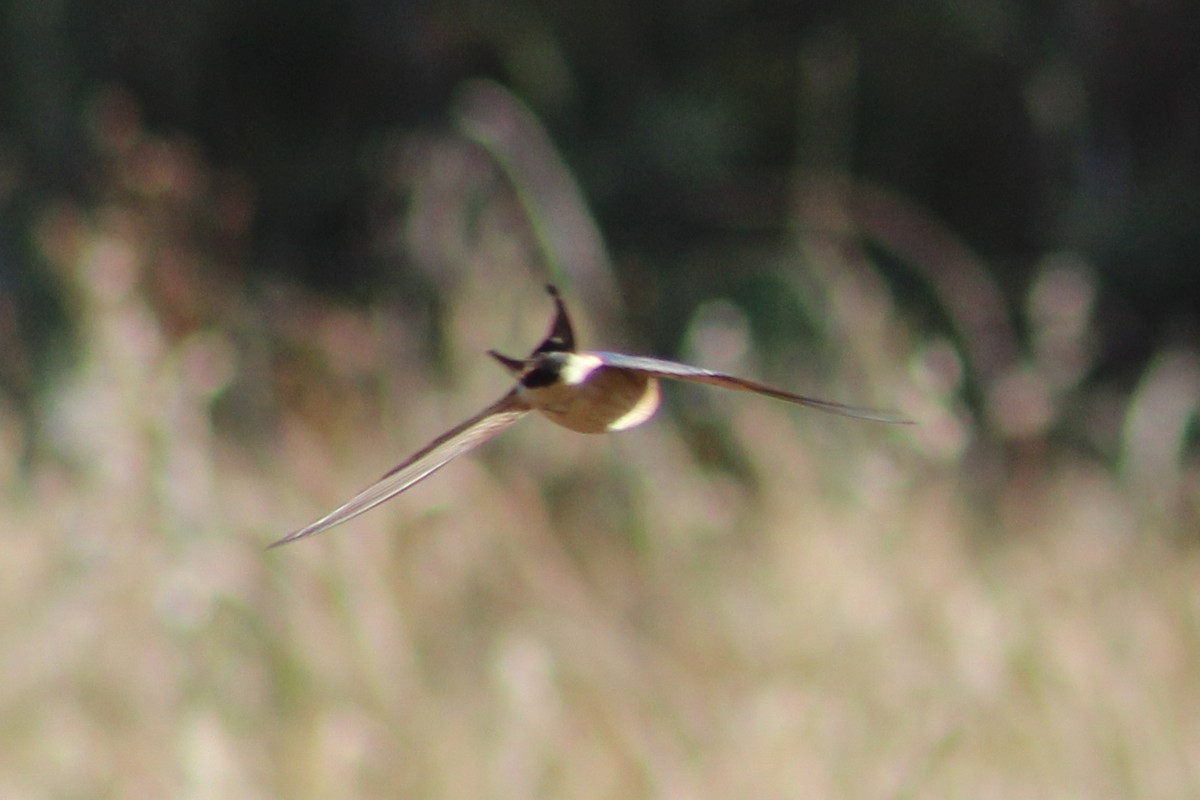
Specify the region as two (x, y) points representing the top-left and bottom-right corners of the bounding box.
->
(271, 285), (910, 547)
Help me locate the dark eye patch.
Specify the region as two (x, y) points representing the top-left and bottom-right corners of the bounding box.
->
(521, 365), (560, 388)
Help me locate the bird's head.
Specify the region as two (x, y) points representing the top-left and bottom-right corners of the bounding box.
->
(488, 349), (604, 389)
(487, 283), (594, 388)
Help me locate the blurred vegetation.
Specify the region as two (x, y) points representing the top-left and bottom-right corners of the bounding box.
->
(3, 0), (1200, 359)
(2, 1), (1200, 798)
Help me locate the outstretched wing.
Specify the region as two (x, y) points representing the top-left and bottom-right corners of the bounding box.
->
(271, 391), (531, 547)
(592, 352), (912, 424)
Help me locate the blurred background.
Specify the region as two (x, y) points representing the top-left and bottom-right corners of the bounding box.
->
(2, 0), (1199, 797)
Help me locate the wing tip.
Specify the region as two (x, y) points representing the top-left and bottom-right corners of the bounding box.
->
(269, 516), (344, 548)
(267, 527), (315, 549)
(858, 410), (917, 425)
(819, 404), (916, 425)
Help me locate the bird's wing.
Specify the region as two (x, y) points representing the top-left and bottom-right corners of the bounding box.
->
(531, 284), (576, 354)
(592, 352), (912, 424)
(270, 391), (531, 547)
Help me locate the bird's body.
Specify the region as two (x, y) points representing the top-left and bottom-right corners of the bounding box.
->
(513, 352), (661, 434)
(271, 285), (909, 547)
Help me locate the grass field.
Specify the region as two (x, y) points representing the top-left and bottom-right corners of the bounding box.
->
(2, 98), (1198, 799)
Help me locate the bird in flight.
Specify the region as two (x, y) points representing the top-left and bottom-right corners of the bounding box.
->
(271, 285), (909, 547)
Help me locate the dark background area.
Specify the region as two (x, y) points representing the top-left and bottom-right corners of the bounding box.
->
(2, 0), (1199, 380)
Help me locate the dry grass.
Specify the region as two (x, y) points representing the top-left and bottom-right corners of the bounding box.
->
(2, 89), (1199, 799)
